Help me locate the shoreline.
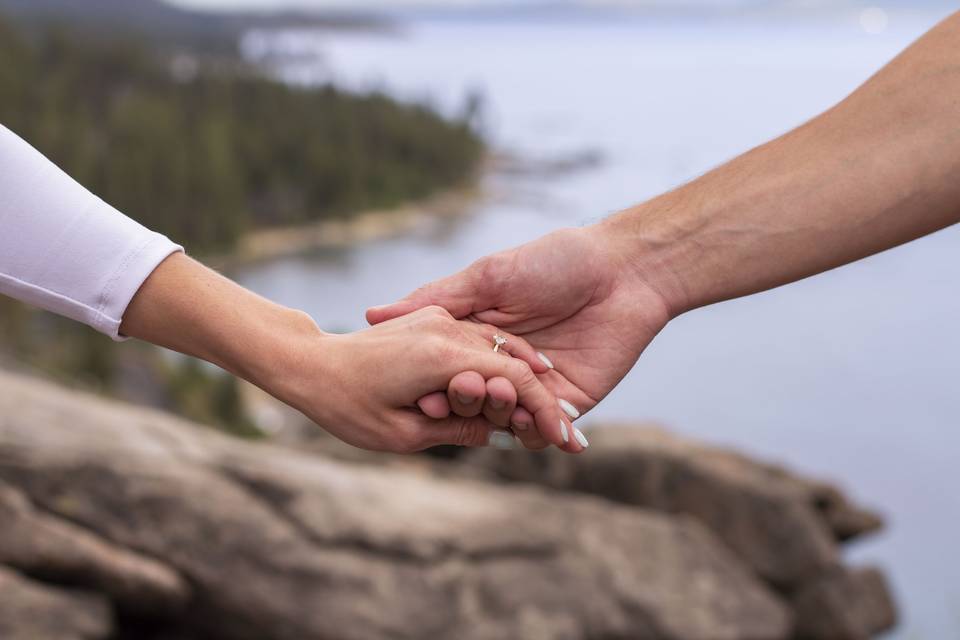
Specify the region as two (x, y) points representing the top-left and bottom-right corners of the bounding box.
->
(207, 147), (603, 272)
(209, 180), (485, 272)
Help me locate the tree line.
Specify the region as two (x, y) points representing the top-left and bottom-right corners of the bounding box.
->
(0, 16), (484, 253)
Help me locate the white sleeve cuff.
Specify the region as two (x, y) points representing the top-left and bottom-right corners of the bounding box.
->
(0, 124), (184, 340)
(98, 233), (184, 341)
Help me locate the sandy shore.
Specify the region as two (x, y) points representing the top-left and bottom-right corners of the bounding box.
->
(209, 182), (484, 271)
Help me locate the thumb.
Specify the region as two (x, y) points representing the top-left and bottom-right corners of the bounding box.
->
(366, 263), (487, 325)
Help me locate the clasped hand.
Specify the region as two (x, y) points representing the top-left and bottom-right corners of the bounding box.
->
(280, 305), (585, 454)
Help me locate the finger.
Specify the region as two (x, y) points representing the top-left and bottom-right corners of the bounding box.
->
(366, 261), (490, 325)
(534, 369), (591, 451)
(416, 415), (517, 450)
(467, 352), (584, 454)
(462, 320), (550, 374)
(461, 325), (580, 422)
(447, 371), (486, 418)
(482, 376), (516, 428)
(510, 406), (549, 451)
(537, 366), (595, 421)
(417, 392), (451, 419)
(533, 369), (592, 450)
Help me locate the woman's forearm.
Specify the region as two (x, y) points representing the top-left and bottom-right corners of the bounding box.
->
(120, 252), (322, 400)
(602, 11), (960, 316)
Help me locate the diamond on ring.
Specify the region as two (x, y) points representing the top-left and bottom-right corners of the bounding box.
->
(493, 334), (508, 353)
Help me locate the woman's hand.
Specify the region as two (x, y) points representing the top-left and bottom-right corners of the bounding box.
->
(272, 305), (583, 453)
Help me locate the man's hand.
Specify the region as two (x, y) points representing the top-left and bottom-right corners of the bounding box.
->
(367, 226), (676, 442)
(375, 11), (960, 450)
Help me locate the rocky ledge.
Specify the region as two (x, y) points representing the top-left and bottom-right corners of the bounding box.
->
(0, 370), (894, 639)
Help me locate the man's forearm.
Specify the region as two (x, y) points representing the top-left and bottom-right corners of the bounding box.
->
(601, 11), (960, 316)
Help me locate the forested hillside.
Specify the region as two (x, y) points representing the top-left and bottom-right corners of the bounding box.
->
(0, 16), (482, 253)
(0, 0), (384, 51)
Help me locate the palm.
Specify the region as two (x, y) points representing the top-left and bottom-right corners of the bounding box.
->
(468, 228), (668, 414)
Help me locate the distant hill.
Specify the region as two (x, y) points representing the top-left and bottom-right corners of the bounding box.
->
(0, 0), (386, 52)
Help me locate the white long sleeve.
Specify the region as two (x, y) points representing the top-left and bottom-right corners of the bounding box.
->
(0, 125), (183, 340)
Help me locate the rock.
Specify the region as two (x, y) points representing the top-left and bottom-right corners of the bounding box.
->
(0, 482), (190, 615)
(791, 567), (897, 640)
(802, 482), (884, 543)
(465, 425), (883, 590)
(0, 370), (792, 640)
(0, 565), (112, 640)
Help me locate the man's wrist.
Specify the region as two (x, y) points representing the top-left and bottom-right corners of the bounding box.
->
(590, 199), (696, 320)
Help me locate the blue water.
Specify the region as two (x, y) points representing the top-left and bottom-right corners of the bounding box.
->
(237, 8), (960, 637)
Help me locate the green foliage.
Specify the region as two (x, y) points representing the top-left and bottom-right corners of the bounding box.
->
(164, 359), (263, 439)
(0, 16), (484, 253)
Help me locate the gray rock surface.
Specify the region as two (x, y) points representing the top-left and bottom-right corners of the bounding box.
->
(0, 483), (190, 614)
(0, 565), (112, 640)
(792, 567), (897, 640)
(465, 424), (883, 589)
(0, 370), (792, 640)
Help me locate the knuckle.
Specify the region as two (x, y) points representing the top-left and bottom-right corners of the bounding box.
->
(507, 359), (536, 385)
(471, 249), (519, 290)
(453, 420), (486, 447)
(429, 338), (461, 368)
(471, 254), (503, 285)
(423, 304), (453, 320)
(470, 255), (496, 283)
(479, 323), (500, 340)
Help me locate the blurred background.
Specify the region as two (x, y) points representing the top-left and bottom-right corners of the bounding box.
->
(0, 0), (958, 638)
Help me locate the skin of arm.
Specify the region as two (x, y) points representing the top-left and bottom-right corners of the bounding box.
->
(604, 9), (960, 316)
(120, 253), (584, 454)
(368, 11), (960, 421)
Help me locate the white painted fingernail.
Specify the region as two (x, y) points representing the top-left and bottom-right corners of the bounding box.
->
(537, 352), (555, 369)
(560, 420), (570, 444)
(559, 399), (580, 420)
(488, 431), (516, 450)
(573, 427), (589, 449)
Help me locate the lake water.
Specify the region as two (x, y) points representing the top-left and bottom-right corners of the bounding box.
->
(236, 8), (960, 638)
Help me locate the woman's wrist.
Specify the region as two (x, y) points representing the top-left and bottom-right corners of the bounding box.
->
(122, 253), (329, 400)
(227, 304), (328, 402)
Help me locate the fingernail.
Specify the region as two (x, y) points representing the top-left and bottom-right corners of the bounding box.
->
(573, 427), (589, 449)
(537, 352), (555, 369)
(456, 394), (476, 405)
(488, 431), (516, 450)
(560, 420), (570, 444)
(490, 398), (506, 410)
(512, 421), (529, 432)
(558, 399), (580, 420)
